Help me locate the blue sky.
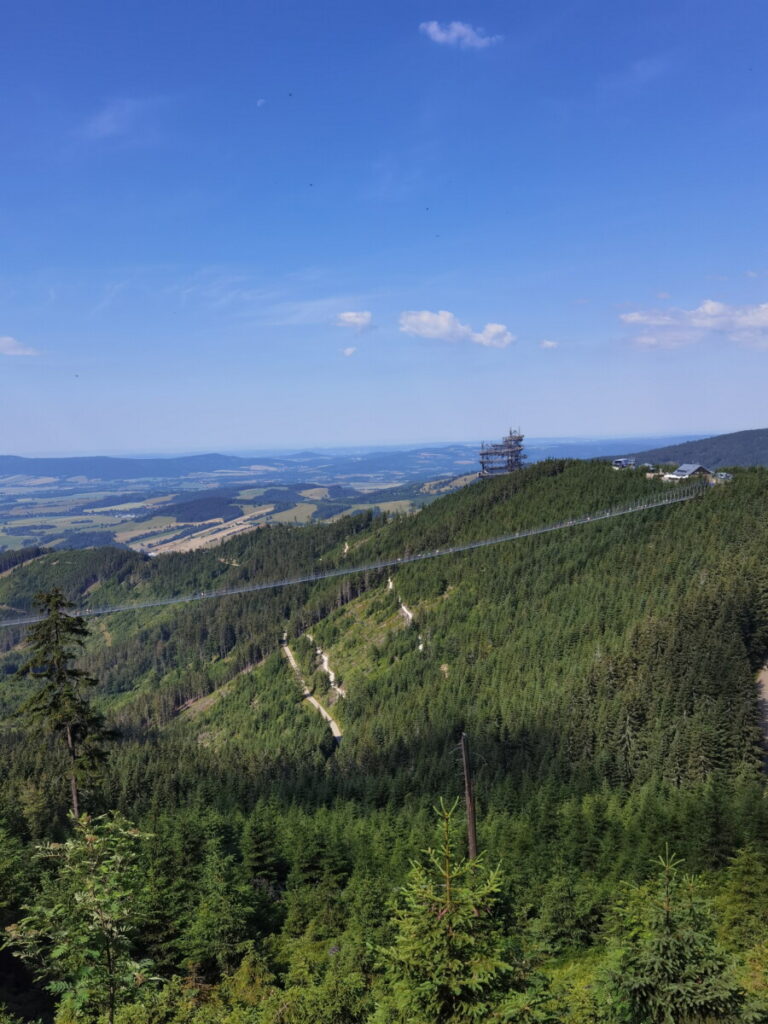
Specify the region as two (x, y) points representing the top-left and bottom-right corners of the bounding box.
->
(2, 0), (767, 454)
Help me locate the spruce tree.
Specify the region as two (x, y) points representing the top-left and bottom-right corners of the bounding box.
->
(372, 800), (516, 1024)
(181, 837), (254, 980)
(15, 589), (107, 818)
(608, 850), (746, 1023)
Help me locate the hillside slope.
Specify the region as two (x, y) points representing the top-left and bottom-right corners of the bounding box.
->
(2, 461), (767, 834)
(3, 459), (768, 1020)
(623, 426), (768, 467)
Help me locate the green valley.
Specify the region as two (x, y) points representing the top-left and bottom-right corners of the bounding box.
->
(2, 459), (768, 1022)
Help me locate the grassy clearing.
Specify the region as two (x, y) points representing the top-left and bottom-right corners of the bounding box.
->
(0, 533), (26, 551)
(236, 504), (274, 517)
(327, 499), (414, 522)
(320, 590), (407, 687)
(8, 514), (119, 530)
(271, 502), (317, 524)
(89, 494), (176, 512)
(114, 516), (177, 542)
(178, 682), (233, 719)
(149, 518), (259, 554)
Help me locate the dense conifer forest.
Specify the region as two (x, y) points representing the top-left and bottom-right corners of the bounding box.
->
(2, 460), (768, 1022)
(627, 426), (768, 469)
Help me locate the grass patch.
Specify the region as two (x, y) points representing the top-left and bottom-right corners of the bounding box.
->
(270, 502), (317, 524)
(315, 590), (407, 688)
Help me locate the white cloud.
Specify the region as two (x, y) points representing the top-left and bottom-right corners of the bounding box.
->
(342, 347), (357, 357)
(621, 310), (678, 327)
(419, 20), (502, 49)
(539, 339), (559, 349)
(336, 311), (372, 330)
(474, 323), (515, 347)
(621, 298), (768, 348)
(399, 310), (514, 348)
(0, 336), (38, 357)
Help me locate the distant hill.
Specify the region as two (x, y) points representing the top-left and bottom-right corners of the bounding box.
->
(0, 436), (697, 487)
(0, 453), (256, 480)
(622, 428), (768, 469)
(0, 448), (479, 484)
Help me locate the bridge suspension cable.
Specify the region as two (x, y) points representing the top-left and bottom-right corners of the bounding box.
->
(0, 483), (705, 630)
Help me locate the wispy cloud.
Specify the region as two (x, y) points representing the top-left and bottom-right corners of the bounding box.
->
(174, 270), (276, 313)
(264, 295), (369, 327)
(539, 339), (559, 349)
(620, 55), (670, 88)
(621, 298), (768, 348)
(171, 269), (375, 327)
(90, 281), (129, 317)
(419, 21), (502, 49)
(399, 310), (514, 348)
(600, 54), (674, 98)
(362, 153), (428, 203)
(342, 346), (357, 357)
(0, 335), (38, 357)
(80, 97), (167, 143)
(336, 311), (372, 330)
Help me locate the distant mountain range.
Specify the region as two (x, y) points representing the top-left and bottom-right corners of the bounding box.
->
(3, 431), (763, 554)
(0, 453), (251, 480)
(0, 448), (479, 485)
(620, 428), (768, 469)
(0, 435), (699, 487)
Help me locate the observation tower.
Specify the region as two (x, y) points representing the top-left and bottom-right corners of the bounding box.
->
(479, 428), (526, 477)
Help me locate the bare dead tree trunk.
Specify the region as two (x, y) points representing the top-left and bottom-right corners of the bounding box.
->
(460, 732), (478, 860)
(66, 723), (80, 818)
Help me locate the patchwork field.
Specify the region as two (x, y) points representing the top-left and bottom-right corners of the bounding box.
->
(0, 478), (461, 554)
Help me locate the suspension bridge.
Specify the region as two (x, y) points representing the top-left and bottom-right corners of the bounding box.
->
(0, 483), (706, 630)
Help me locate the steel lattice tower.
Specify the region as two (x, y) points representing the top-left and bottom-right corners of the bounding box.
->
(479, 428), (527, 477)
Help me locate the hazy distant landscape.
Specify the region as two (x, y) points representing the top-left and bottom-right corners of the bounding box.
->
(0, 434), (701, 552)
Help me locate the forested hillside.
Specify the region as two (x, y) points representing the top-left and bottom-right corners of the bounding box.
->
(2, 460), (768, 1022)
(625, 426), (768, 468)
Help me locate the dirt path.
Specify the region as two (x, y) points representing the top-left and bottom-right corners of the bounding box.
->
(318, 649), (335, 683)
(390, 571), (425, 651)
(305, 632), (347, 698)
(397, 599), (424, 651)
(318, 647), (347, 698)
(281, 643), (342, 740)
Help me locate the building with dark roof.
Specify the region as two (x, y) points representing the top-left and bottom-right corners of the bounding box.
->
(663, 463), (713, 481)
